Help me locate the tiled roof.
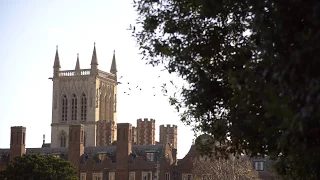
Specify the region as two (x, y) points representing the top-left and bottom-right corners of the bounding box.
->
(0, 144), (164, 157)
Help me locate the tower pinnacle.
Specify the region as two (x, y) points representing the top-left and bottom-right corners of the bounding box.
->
(110, 50), (117, 74)
(53, 45), (61, 68)
(90, 42), (98, 65)
(75, 53), (80, 72)
(90, 43), (98, 75)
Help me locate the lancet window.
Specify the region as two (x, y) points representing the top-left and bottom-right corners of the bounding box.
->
(71, 94), (77, 121)
(61, 94), (68, 121)
(60, 131), (67, 147)
(81, 93), (87, 121)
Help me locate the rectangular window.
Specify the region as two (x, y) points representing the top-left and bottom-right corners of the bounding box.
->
(109, 172), (115, 180)
(254, 161), (265, 171)
(165, 173), (170, 180)
(129, 172), (135, 180)
(142, 172), (152, 180)
(80, 173), (86, 180)
(92, 173), (103, 180)
(182, 174), (192, 180)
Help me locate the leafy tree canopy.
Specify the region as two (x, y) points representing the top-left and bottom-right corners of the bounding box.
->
(0, 154), (77, 180)
(132, 0), (320, 179)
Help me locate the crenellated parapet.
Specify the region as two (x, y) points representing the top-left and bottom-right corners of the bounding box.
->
(160, 124), (178, 129)
(137, 118), (156, 122)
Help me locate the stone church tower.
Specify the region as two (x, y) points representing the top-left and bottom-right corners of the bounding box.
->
(50, 44), (118, 148)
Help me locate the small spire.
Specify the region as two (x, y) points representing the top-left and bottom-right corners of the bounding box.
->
(90, 42), (98, 65)
(110, 49), (117, 74)
(53, 45), (61, 68)
(75, 53), (80, 71)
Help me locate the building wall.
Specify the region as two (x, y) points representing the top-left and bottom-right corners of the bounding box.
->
(160, 124), (178, 149)
(136, 118), (155, 145)
(96, 120), (115, 146)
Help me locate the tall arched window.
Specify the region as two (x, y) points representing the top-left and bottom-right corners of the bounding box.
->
(81, 93), (87, 121)
(105, 95), (109, 120)
(71, 94), (77, 121)
(99, 94), (105, 120)
(60, 131), (66, 147)
(62, 95), (68, 121)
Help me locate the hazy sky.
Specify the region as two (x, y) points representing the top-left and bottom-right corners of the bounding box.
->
(0, 0), (194, 159)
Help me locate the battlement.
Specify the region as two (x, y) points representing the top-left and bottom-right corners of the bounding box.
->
(11, 126), (26, 128)
(160, 124), (177, 128)
(137, 118), (156, 122)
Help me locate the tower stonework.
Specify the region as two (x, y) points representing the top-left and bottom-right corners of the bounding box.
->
(50, 44), (118, 148)
(136, 118), (155, 145)
(159, 124), (178, 149)
(96, 120), (116, 146)
(9, 126), (26, 161)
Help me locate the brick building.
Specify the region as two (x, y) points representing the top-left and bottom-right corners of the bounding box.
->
(136, 118), (156, 145)
(0, 45), (277, 180)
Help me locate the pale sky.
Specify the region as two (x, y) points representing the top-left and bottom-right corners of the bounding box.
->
(0, 0), (194, 159)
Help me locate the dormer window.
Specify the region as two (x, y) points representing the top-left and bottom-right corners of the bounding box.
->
(146, 152), (155, 161)
(97, 152), (106, 163)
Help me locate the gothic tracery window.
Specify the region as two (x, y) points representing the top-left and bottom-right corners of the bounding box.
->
(105, 95), (110, 121)
(81, 93), (87, 121)
(71, 94), (77, 121)
(60, 131), (66, 147)
(99, 94), (105, 120)
(62, 94), (68, 121)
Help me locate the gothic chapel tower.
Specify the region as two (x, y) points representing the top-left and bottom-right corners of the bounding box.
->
(51, 44), (118, 148)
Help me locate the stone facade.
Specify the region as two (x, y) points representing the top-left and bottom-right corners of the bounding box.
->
(51, 44), (117, 148)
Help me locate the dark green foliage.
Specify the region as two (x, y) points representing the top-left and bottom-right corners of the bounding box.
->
(132, 0), (320, 179)
(0, 153), (77, 180)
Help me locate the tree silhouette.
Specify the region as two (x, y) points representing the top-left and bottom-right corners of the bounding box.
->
(0, 154), (77, 180)
(131, 0), (320, 179)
